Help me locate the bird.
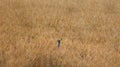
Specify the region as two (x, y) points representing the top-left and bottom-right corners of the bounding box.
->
(57, 39), (61, 48)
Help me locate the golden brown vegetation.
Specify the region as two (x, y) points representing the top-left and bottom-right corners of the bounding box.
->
(0, 0), (120, 67)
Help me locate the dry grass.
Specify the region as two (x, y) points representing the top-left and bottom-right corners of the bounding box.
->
(0, 0), (120, 67)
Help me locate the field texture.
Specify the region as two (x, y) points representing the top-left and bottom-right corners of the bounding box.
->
(0, 0), (120, 67)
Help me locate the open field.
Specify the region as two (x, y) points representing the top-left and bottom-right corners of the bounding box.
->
(0, 0), (120, 67)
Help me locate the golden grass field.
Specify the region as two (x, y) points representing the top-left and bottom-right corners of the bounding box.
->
(0, 0), (120, 67)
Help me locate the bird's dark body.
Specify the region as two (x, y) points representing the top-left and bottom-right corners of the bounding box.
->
(57, 40), (60, 48)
